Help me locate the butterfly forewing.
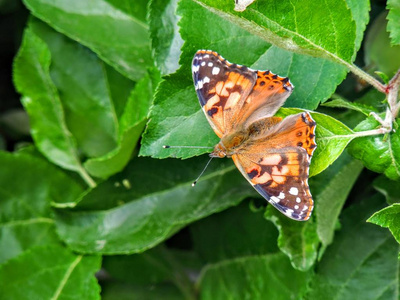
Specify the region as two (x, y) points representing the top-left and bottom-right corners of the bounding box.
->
(192, 50), (256, 137)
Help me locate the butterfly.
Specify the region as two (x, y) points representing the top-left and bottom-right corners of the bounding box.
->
(192, 50), (317, 221)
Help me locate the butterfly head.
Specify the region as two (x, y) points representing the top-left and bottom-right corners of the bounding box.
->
(210, 142), (227, 158)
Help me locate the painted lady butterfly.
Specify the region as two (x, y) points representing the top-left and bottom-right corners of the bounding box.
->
(192, 50), (317, 221)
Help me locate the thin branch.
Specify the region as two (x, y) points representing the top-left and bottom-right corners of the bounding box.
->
(347, 62), (386, 93)
(388, 68), (400, 118)
(78, 167), (96, 188)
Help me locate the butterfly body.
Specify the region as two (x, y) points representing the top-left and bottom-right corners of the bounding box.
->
(192, 50), (316, 221)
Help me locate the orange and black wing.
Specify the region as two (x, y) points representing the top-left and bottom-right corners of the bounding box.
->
(192, 50), (255, 137)
(232, 112), (316, 221)
(192, 50), (293, 137)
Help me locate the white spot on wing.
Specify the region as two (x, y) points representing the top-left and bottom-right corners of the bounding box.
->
(192, 65), (200, 72)
(208, 62), (213, 67)
(294, 205), (299, 210)
(296, 197), (301, 203)
(196, 80), (203, 90)
(270, 196), (280, 203)
(212, 67), (220, 75)
(284, 208), (294, 217)
(201, 61), (206, 66)
(203, 76), (210, 84)
(278, 192), (285, 199)
(289, 187), (298, 195)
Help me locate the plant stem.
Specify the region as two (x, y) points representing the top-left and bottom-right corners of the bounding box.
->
(388, 68), (400, 118)
(78, 167), (96, 188)
(347, 62), (386, 93)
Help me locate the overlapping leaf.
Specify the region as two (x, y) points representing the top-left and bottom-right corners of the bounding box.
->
(364, 12), (400, 77)
(312, 153), (363, 247)
(55, 157), (254, 254)
(198, 253), (311, 300)
(102, 282), (183, 300)
(348, 117), (400, 181)
(23, 0), (153, 80)
(387, 0), (400, 45)
(149, 0), (183, 75)
(190, 201), (279, 262)
(192, 0), (357, 64)
(307, 195), (399, 299)
(13, 28), (83, 174)
(373, 175), (400, 204)
(0, 245), (101, 299)
(30, 18), (120, 158)
(84, 70), (160, 178)
(265, 207), (319, 271)
(346, 0), (370, 54)
(0, 151), (83, 264)
(15, 19), (156, 180)
(368, 203), (400, 245)
(102, 245), (200, 299)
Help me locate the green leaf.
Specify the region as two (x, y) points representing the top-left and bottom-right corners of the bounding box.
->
(102, 282), (184, 300)
(13, 27), (83, 173)
(364, 12), (400, 77)
(192, 0), (356, 64)
(22, 0), (153, 81)
(265, 206), (319, 271)
(311, 152), (363, 247)
(106, 0), (148, 22)
(373, 175), (400, 205)
(149, 0), (183, 75)
(368, 203), (400, 245)
(307, 195), (399, 299)
(84, 70), (161, 178)
(375, 71), (390, 84)
(55, 157), (254, 254)
(348, 117), (400, 181)
(322, 98), (376, 116)
(345, 0), (370, 53)
(0, 245), (101, 300)
(190, 201), (278, 262)
(102, 246), (199, 298)
(138, 69), (218, 159)
(387, 0), (400, 45)
(105, 63), (135, 119)
(198, 253), (311, 300)
(103, 246), (175, 285)
(0, 151), (83, 264)
(29, 18), (120, 158)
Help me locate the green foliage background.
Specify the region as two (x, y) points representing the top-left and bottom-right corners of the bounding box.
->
(0, 0), (400, 299)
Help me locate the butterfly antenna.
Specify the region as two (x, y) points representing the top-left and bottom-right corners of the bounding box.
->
(192, 157), (214, 187)
(163, 145), (213, 149)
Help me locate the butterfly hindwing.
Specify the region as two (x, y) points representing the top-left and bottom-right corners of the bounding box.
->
(232, 112), (316, 221)
(232, 148), (312, 220)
